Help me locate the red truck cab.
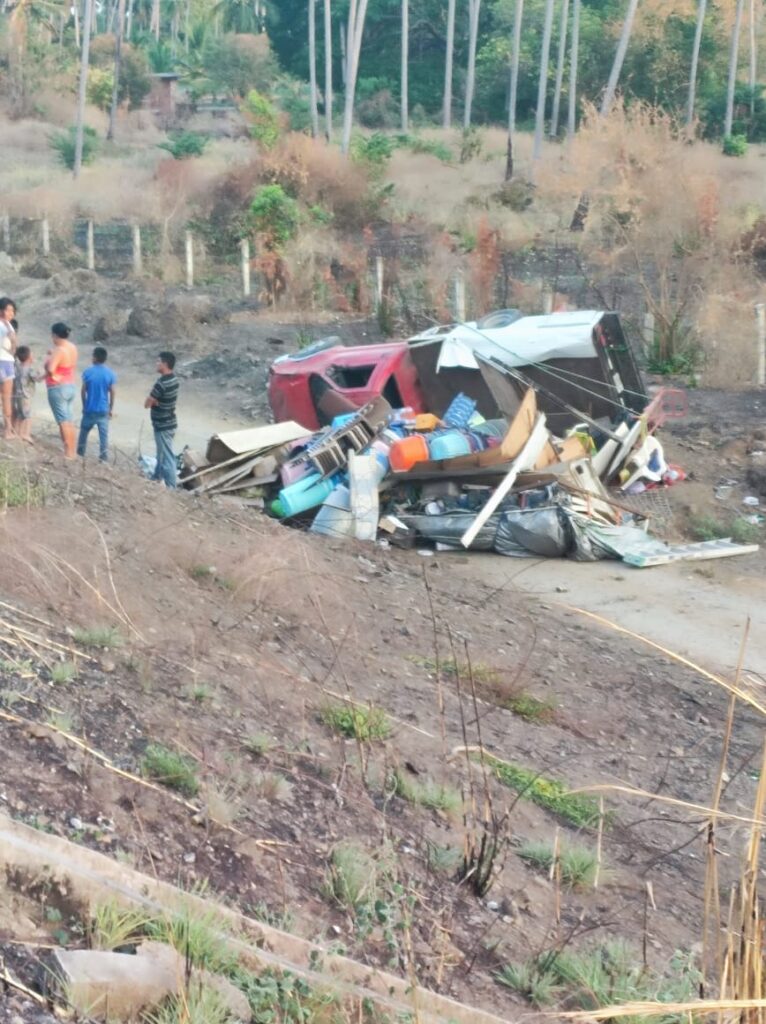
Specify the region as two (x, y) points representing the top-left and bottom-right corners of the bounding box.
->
(268, 337), (425, 430)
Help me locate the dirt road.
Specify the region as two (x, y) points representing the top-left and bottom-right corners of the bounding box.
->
(449, 551), (765, 679)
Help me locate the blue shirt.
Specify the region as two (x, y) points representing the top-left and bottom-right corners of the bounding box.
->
(82, 364), (116, 415)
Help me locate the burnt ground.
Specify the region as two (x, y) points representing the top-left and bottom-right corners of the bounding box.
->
(0, 438), (763, 1021)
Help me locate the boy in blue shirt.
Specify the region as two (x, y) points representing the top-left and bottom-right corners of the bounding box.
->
(77, 346), (116, 463)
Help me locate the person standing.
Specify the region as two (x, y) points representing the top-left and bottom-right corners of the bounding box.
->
(45, 322), (78, 459)
(77, 346), (116, 463)
(144, 351), (179, 489)
(0, 298), (18, 439)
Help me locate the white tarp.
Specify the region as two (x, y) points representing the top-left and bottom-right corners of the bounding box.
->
(409, 311), (604, 371)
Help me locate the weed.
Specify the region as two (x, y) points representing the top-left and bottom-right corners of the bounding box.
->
(244, 733), (274, 757)
(425, 842), (462, 875)
(50, 662), (76, 684)
(723, 133), (748, 157)
(688, 514), (727, 541)
(323, 842), (381, 914)
(147, 984), (230, 1024)
(519, 841), (601, 889)
(189, 564), (215, 581)
(248, 901), (295, 931)
(495, 961), (561, 1007)
(90, 901), (151, 950)
(320, 702), (391, 742)
(499, 943), (701, 1016)
(396, 133), (453, 162)
(254, 771), (292, 802)
(485, 755), (602, 828)
(203, 781), (242, 825)
(46, 709), (76, 734)
(146, 909), (237, 975)
(731, 516), (760, 544)
(141, 744), (199, 797)
(506, 693), (556, 723)
(390, 768), (462, 816)
(0, 464), (45, 507)
(459, 126), (483, 163)
(73, 626), (122, 650)
(189, 684), (211, 703)
(231, 966), (339, 1023)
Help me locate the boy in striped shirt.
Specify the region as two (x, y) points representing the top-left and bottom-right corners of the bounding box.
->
(144, 351), (179, 489)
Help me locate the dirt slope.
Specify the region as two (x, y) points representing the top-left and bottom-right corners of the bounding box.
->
(0, 435), (762, 1020)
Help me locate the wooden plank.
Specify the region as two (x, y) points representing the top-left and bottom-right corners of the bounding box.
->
(461, 415), (549, 549)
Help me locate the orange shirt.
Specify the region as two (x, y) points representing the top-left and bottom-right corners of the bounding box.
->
(45, 340), (78, 387)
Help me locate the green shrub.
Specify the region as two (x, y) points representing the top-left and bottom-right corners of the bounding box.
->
(723, 133), (748, 156)
(242, 89), (280, 148)
(320, 702), (390, 742)
(396, 133), (453, 162)
(87, 67), (114, 111)
(519, 841), (600, 889)
(485, 755), (602, 828)
(249, 184), (299, 248)
(351, 131), (396, 168)
(158, 131), (209, 159)
(141, 744), (199, 797)
(51, 126), (99, 170)
(391, 768), (462, 815)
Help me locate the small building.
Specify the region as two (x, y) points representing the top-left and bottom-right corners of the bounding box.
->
(147, 72), (179, 129)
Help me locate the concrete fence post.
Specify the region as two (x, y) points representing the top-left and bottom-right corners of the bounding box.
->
(132, 224), (142, 275)
(756, 303), (766, 386)
(375, 255), (384, 310)
(185, 230), (194, 290)
(86, 219), (95, 271)
(240, 237), (251, 298)
(41, 216), (50, 256)
(541, 284), (554, 314)
(643, 311), (655, 359)
(453, 270), (466, 322)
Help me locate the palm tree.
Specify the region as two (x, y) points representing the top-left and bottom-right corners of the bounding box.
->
(107, 0), (127, 141)
(442, 0), (456, 128)
(532, 0), (555, 162)
(74, 0), (94, 178)
(308, 0), (319, 136)
(567, 0), (579, 139)
(401, 0), (409, 132)
(686, 0), (707, 127)
(508, 0), (523, 135)
(600, 0), (640, 116)
(7, 0), (65, 112)
(340, 0), (370, 154)
(150, 0), (159, 39)
(324, 0), (333, 140)
(725, 0), (745, 135)
(550, 0), (569, 138)
(463, 0), (481, 128)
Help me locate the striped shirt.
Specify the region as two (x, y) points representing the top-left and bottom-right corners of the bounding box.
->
(150, 373), (179, 433)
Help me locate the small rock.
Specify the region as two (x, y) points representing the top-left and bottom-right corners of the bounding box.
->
(100, 658), (116, 673)
(183, 852), (196, 864)
(69, 816), (83, 830)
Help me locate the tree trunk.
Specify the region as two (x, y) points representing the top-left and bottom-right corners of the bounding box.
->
(107, 0), (126, 141)
(686, 0), (706, 127)
(600, 0), (640, 116)
(532, 0), (555, 162)
(126, 0), (134, 39)
(184, 0), (190, 49)
(309, 0), (319, 137)
(401, 0), (409, 132)
(442, 0), (456, 128)
(508, 0), (523, 134)
(463, 0), (481, 128)
(749, 0), (757, 116)
(504, 132), (513, 181)
(339, 20), (346, 85)
(567, 0), (580, 138)
(73, 0), (80, 48)
(340, 0), (370, 154)
(550, 0), (569, 138)
(74, 0), (94, 179)
(324, 0), (333, 140)
(725, 0), (745, 136)
(150, 0), (160, 41)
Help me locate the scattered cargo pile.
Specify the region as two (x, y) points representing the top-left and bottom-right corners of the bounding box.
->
(182, 385), (757, 568)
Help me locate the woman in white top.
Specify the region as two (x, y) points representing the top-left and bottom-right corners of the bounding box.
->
(0, 298), (17, 439)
